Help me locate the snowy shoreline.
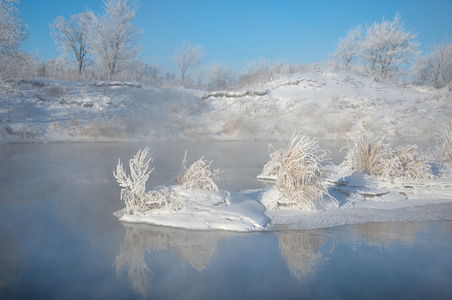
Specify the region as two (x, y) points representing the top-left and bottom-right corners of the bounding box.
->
(114, 165), (452, 232)
(114, 191), (452, 232)
(266, 200), (452, 231)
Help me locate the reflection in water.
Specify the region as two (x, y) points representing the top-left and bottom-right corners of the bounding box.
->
(352, 222), (420, 250)
(1, 143), (450, 299)
(115, 222), (431, 296)
(277, 231), (327, 282)
(115, 222), (236, 295)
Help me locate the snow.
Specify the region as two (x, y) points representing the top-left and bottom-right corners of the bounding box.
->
(1, 70), (451, 142)
(115, 187), (270, 231)
(114, 164), (452, 232)
(2, 70), (451, 231)
(257, 164), (452, 230)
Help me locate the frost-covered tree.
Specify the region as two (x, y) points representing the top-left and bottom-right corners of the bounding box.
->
(360, 12), (419, 80)
(45, 57), (72, 79)
(50, 13), (90, 75)
(130, 61), (163, 85)
(0, 0), (28, 58)
(332, 25), (363, 69)
(87, 0), (142, 78)
(0, 49), (42, 79)
(207, 62), (234, 90)
(415, 40), (452, 88)
(239, 58), (274, 87)
(173, 41), (204, 85)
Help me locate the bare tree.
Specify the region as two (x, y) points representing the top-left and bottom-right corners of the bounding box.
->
(50, 13), (90, 75)
(360, 12), (419, 80)
(195, 70), (205, 89)
(87, 0), (142, 79)
(332, 25), (362, 69)
(207, 62), (234, 90)
(415, 40), (452, 88)
(239, 58), (273, 87)
(0, 0), (28, 58)
(173, 41), (204, 85)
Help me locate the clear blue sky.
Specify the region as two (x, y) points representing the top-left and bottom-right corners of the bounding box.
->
(18, 0), (452, 75)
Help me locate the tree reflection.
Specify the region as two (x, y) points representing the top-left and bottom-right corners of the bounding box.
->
(352, 222), (421, 250)
(277, 230), (327, 282)
(115, 222), (235, 295)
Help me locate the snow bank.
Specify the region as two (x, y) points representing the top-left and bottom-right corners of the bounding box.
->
(261, 164), (452, 230)
(115, 187), (270, 232)
(2, 70), (451, 142)
(115, 163), (452, 232)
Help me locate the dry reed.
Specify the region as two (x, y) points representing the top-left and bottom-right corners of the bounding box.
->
(172, 151), (221, 193)
(114, 148), (224, 214)
(274, 133), (329, 210)
(343, 135), (392, 177)
(343, 134), (433, 179)
(391, 145), (434, 179)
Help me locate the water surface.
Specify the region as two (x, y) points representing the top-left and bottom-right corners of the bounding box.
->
(0, 142), (451, 299)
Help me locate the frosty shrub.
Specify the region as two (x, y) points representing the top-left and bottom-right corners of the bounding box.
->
(114, 148), (224, 214)
(172, 152), (221, 193)
(113, 147), (185, 213)
(113, 147), (157, 214)
(343, 135), (433, 179)
(438, 124), (452, 164)
(391, 145), (433, 179)
(343, 135), (392, 177)
(274, 133), (330, 210)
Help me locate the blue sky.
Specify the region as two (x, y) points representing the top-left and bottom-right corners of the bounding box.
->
(18, 0), (452, 75)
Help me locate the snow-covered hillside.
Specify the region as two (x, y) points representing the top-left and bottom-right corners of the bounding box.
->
(1, 70), (451, 143)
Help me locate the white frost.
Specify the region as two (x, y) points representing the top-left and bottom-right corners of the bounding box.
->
(115, 164), (452, 232)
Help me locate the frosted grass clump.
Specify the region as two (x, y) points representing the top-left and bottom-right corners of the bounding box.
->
(172, 152), (221, 193)
(113, 147), (157, 214)
(264, 133), (330, 210)
(114, 148), (224, 215)
(342, 135), (392, 177)
(391, 145), (434, 179)
(113, 147), (184, 214)
(343, 134), (433, 180)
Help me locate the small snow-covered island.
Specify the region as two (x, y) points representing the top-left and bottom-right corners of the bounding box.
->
(113, 131), (452, 232)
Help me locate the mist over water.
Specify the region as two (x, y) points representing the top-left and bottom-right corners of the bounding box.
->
(1, 141), (451, 299)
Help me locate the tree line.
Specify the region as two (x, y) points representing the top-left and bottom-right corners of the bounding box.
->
(331, 12), (452, 88)
(1, 0), (451, 89)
